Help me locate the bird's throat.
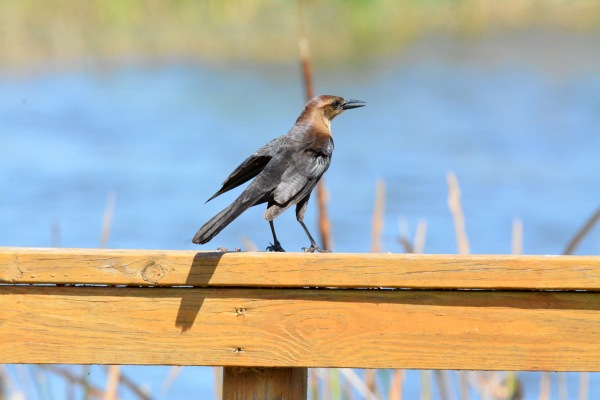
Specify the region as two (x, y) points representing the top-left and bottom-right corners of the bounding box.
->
(319, 114), (332, 134)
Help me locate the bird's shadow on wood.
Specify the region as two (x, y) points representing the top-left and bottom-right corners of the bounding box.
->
(175, 251), (224, 333)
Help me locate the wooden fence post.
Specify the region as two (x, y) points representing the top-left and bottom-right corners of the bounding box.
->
(222, 367), (307, 400)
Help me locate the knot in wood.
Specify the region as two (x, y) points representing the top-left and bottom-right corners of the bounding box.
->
(141, 260), (166, 284)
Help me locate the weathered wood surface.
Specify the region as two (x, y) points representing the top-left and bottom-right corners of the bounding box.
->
(223, 367), (307, 400)
(2, 247), (599, 290)
(1, 286), (599, 371)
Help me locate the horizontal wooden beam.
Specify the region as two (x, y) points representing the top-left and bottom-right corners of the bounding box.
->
(3, 248), (599, 371)
(1, 286), (599, 371)
(1, 247), (599, 290)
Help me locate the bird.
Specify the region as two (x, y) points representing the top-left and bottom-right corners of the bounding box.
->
(192, 95), (366, 252)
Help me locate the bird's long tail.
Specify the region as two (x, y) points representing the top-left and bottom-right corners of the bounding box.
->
(192, 196), (255, 244)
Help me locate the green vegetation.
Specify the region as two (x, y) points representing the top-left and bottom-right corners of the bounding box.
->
(1, 0), (599, 71)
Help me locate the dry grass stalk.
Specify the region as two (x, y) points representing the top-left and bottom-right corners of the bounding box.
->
(562, 207), (599, 399)
(116, 373), (151, 400)
(100, 191), (117, 248)
(467, 372), (486, 399)
(38, 365), (104, 398)
(563, 206), (600, 255)
(161, 366), (183, 396)
(398, 218), (414, 253)
(512, 218), (523, 255)
(539, 372), (551, 400)
(557, 372), (567, 400)
(297, 0), (314, 101)
(446, 172), (472, 397)
(470, 371), (522, 400)
(413, 219), (427, 254)
(0, 365), (17, 400)
(398, 218), (427, 254)
(339, 368), (379, 400)
(310, 368), (319, 400)
(388, 369), (405, 400)
(103, 365), (121, 400)
(421, 370), (432, 400)
(434, 370), (452, 400)
(446, 172), (471, 396)
(506, 221), (526, 400)
(446, 172), (470, 255)
(97, 192), (149, 400)
(579, 372), (589, 400)
(371, 180), (386, 253)
(364, 369), (380, 399)
(297, 0), (332, 251)
(457, 371), (470, 400)
(241, 236), (259, 252)
(316, 181), (333, 251)
(213, 367), (223, 400)
(51, 222), (61, 247)
(315, 368), (332, 400)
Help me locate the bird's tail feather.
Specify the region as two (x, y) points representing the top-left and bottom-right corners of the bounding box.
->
(192, 197), (254, 244)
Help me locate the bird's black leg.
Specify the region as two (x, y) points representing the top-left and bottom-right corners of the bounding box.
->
(298, 220), (329, 253)
(266, 220), (285, 252)
(296, 195), (329, 253)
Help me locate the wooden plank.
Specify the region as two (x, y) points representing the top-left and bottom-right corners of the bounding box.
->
(222, 367), (307, 400)
(1, 247), (600, 290)
(1, 286), (599, 371)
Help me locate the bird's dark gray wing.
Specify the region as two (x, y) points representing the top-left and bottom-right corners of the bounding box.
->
(265, 148), (331, 220)
(206, 136), (284, 202)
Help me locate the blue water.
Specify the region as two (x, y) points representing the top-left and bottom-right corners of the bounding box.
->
(1, 43), (600, 398)
(2, 62), (599, 254)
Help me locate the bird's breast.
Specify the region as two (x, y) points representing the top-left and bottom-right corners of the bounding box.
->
(310, 135), (334, 155)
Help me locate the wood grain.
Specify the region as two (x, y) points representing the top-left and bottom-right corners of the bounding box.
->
(1, 286), (599, 371)
(223, 367), (307, 400)
(1, 247), (600, 290)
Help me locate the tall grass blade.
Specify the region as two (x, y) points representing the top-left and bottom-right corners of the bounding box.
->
(103, 365), (121, 400)
(446, 172), (470, 255)
(371, 180), (386, 253)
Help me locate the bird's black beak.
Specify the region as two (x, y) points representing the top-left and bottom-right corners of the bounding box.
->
(341, 99), (366, 110)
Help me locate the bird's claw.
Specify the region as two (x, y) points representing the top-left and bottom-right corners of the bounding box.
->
(302, 244), (330, 253)
(266, 242), (286, 252)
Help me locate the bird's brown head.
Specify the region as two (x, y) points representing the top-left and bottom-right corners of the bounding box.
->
(306, 95), (366, 121)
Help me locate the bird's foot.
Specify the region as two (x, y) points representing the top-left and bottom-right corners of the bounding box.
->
(266, 242), (286, 252)
(302, 244), (331, 253)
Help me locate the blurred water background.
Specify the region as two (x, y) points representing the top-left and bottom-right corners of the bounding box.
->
(1, 1), (600, 399)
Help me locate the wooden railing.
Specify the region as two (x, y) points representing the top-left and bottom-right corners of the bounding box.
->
(1, 247), (600, 398)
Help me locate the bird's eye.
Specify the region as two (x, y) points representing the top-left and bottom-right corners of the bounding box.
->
(332, 100), (341, 109)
